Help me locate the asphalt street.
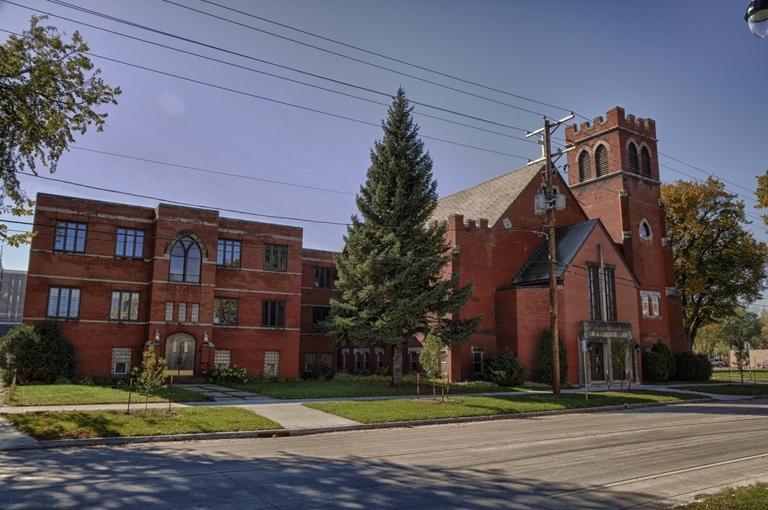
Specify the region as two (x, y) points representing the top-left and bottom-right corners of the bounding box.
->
(1, 399), (767, 509)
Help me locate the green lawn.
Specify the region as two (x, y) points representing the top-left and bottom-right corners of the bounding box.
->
(675, 384), (768, 396)
(225, 378), (521, 399)
(304, 390), (700, 424)
(672, 483), (768, 509)
(711, 369), (768, 382)
(4, 384), (214, 406)
(3, 407), (281, 440)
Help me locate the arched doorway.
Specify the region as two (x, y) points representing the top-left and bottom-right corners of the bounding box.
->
(165, 332), (196, 376)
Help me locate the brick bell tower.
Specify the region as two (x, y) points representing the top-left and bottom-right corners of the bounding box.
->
(565, 106), (685, 352)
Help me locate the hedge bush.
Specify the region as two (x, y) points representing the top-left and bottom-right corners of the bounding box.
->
(641, 351), (670, 383)
(0, 322), (76, 384)
(651, 340), (676, 379)
(483, 348), (527, 387)
(539, 329), (568, 385)
(674, 351), (712, 382)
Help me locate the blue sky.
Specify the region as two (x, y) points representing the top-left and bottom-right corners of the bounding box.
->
(1, 1), (766, 291)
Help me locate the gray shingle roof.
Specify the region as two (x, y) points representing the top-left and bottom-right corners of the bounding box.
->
(430, 163), (544, 226)
(512, 219), (599, 285)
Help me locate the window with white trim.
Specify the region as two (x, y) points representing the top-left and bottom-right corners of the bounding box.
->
(472, 346), (485, 376)
(190, 303), (200, 323)
(305, 353), (316, 372)
(165, 302), (174, 322)
(214, 350), (231, 370)
(321, 353), (333, 369)
(111, 348), (132, 377)
(641, 291), (661, 318)
(264, 351), (280, 377)
(178, 302), (187, 323)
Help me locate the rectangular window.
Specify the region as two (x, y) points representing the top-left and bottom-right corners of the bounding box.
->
(54, 221), (87, 253)
(213, 297), (239, 325)
(376, 348), (384, 372)
(111, 348), (132, 377)
(604, 268), (617, 322)
(312, 306), (330, 330)
(165, 302), (174, 322)
(110, 291), (140, 321)
(190, 303), (200, 323)
(264, 244), (287, 272)
(305, 353), (316, 372)
(214, 350), (231, 370)
(321, 353), (333, 369)
(217, 239), (242, 268)
(262, 300), (285, 328)
(178, 302), (187, 323)
(410, 351), (420, 373)
(342, 349), (349, 372)
(472, 347), (485, 376)
(641, 291), (661, 318)
(588, 266), (602, 320)
(264, 351), (280, 377)
(313, 266), (333, 288)
(364, 352), (370, 372)
(115, 228), (144, 258)
(47, 287), (81, 318)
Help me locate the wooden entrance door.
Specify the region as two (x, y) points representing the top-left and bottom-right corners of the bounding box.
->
(592, 343), (605, 381)
(165, 332), (196, 375)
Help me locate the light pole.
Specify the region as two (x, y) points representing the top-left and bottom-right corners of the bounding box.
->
(745, 0), (768, 38)
(527, 113), (574, 395)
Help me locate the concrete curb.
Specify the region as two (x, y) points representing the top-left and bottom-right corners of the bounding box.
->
(0, 396), (725, 452)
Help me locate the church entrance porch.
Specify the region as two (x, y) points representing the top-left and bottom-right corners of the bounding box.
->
(579, 321), (639, 387)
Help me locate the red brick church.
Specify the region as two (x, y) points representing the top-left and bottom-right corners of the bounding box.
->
(22, 106), (683, 384)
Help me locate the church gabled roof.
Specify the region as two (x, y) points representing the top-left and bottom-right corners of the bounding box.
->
(430, 162), (544, 226)
(512, 219), (599, 285)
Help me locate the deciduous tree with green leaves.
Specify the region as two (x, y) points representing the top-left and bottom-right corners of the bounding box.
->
(662, 177), (768, 350)
(0, 15), (121, 245)
(324, 88), (482, 387)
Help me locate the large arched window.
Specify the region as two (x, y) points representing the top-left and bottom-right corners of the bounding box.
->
(641, 146), (652, 177)
(595, 145), (609, 177)
(169, 236), (202, 283)
(578, 150), (591, 182)
(628, 142), (639, 173)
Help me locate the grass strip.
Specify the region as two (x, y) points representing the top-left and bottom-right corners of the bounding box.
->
(675, 384), (768, 396)
(673, 483), (768, 509)
(304, 390), (700, 424)
(223, 379), (524, 399)
(3, 407), (281, 440)
(6, 384), (214, 406)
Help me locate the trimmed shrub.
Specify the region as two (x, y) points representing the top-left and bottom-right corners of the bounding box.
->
(305, 360), (333, 381)
(674, 352), (712, 382)
(539, 329), (568, 385)
(651, 340), (676, 379)
(484, 348), (527, 387)
(642, 351), (671, 383)
(208, 366), (249, 384)
(0, 322), (76, 384)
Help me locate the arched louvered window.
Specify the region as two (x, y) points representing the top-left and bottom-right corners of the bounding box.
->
(169, 236), (202, 283)
(578, 151), (592, 182)
(641, 146), (652, 177)
(628, 143), (639, 173)
(595, 145), (609, 177)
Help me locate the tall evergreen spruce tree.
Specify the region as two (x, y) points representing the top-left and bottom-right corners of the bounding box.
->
(325, 88), (481, 386)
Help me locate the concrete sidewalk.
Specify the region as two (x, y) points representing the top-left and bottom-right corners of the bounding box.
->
(0, 383), (753, 451)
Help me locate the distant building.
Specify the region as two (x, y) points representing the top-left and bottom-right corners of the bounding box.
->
(23, 106), (684, 384)
(0, 268), (26, 336)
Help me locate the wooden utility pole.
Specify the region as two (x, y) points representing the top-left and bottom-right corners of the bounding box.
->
(527, 113), (573, 396)
(543, 118), (561, 395)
